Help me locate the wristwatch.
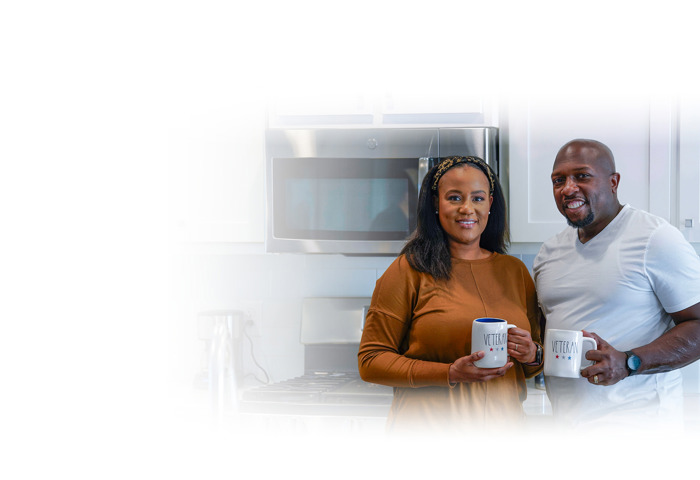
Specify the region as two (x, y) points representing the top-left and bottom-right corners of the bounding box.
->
(624, 351), (641, 376)
(525, 343), (543, 366)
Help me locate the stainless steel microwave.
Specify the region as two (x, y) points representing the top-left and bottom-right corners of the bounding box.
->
(265, 127), (498, 255)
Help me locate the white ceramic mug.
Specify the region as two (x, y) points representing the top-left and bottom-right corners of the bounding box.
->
(543, 329), (597, 378)
(471, 317), (517, 368)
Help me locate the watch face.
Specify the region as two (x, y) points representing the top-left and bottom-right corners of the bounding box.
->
(627, 354), (641, 370)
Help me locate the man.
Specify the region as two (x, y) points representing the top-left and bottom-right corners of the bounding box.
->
(533, 139), (700, 430)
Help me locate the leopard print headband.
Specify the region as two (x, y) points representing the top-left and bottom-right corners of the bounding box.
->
(431, 156), (495, 193)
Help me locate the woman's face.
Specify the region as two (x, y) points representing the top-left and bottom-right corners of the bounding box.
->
(433, 165), (493, 257)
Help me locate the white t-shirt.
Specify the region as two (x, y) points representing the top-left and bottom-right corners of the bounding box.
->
(533, 205), (700, 429)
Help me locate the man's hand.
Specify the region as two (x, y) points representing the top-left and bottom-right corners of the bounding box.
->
(580, 330), (629, 386)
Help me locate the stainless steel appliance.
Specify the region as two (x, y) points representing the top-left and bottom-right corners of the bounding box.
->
(266, 127), (498, 254)
(239, 298), (393, 419)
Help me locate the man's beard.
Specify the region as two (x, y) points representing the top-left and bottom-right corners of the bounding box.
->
(567, 211), (594, 228)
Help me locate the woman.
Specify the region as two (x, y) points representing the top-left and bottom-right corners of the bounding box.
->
(358, 156), (542, 433)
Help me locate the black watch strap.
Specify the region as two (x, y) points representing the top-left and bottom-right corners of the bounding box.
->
(525, 343), (543, 366)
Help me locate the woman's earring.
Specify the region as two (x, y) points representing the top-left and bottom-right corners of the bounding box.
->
(488, 211), (491, 215)
(435, 210), (439, 214)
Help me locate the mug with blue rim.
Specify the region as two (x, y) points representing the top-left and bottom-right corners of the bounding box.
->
(471, 317), (516, 368)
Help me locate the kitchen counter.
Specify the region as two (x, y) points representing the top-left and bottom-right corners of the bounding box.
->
(235, 376), (553, 435)
(523, 379), (552, 417)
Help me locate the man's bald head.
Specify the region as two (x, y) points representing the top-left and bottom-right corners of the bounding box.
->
(554, 139), (616, 174)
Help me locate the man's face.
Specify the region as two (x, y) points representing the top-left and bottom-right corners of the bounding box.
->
(551, 145), (619, 231)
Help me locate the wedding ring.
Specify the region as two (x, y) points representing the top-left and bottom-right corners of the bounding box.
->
(515, 344), (518, 352)
(593, 375), (599, 384)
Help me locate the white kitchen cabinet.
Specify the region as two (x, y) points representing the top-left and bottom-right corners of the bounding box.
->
(169, 100), (266, 244)
(679, 98), (700, 243)
(379, 93), (497, 125)
(267, 94), (375, 127)
(268, 93), (495, 127)
(505, 95), (677, 242)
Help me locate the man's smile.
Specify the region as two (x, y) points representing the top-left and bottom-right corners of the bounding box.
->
(564, 199), (587, 211)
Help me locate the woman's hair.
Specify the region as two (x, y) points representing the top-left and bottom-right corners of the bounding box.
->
(400, 156), (510, 280)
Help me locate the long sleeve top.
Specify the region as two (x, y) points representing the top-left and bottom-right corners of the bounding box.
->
(358, 252), (542, 432)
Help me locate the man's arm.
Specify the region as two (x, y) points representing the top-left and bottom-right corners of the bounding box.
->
(634, 303), (700, 374)
(581, 302), (700, 386)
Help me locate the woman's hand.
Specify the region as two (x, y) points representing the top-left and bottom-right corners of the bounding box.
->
(507, 327), (537, 364)
(449, 351), (513, 384)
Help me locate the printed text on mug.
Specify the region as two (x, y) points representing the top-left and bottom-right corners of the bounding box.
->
(551, 340), (579, 356)
(483, 333), (507, 346)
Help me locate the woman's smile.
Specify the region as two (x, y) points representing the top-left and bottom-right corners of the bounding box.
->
(457, 219), (478, 227)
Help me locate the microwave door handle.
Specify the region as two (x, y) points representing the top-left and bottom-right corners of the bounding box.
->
(361, 305), (370, 332)
(418, 157), (433, 194)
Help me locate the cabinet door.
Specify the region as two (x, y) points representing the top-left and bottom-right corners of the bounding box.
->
(268, 93), (497, 127)
(267, 94), (375, 127)
(506, 96), (674, 242)
(170, 100), (265, 243)
(679, 99), (700, 243)
(379, 93), (496, 125)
